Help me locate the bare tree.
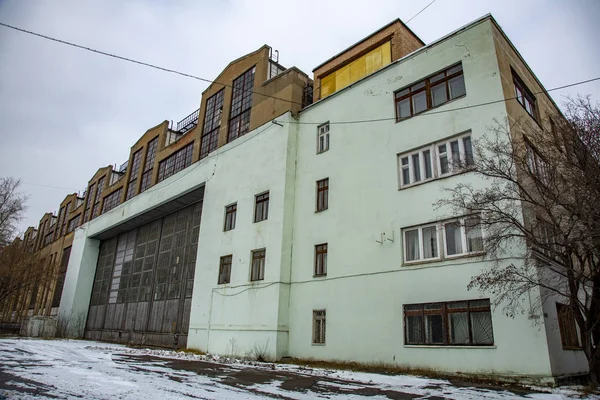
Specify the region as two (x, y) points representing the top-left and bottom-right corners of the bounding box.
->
(0, 177), (28, 246)
(435, 96), (600, 385)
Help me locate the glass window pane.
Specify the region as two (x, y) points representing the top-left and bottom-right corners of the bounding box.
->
(425, 314), (444, 344)
(396, 88), (409, 98)
(412, 154), (421, 182)
(431, 82), (448, 107)
(466, 217), (483, 252)
(411, 81), (426, 91)
(438, 144), (449, 175)
(405, 229), (420, 261)
(412, 91), (427, 114)
(402, 166), (410, 186)
(447, 64), (463, 75)
(406, 315), (423, 343)
(397, 98), (411, 119)
(430, 72), (445, 83)
(449, 75), (466, 99)
(450, 140), (460, 168)
(471, 311), (494, 344)
(445, 221), (463, 255)
(423, 150), (432, 179)
(448, 312), (470, 344)
(463, 136), (474, 166)
(422, 226), (438, 259)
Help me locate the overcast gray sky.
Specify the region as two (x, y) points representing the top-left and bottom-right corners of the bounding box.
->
(0, 0), (599, 235)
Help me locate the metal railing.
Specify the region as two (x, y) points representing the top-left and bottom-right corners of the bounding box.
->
(176, 108), (200, 133)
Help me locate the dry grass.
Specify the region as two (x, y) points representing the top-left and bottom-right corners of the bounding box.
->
(177, 347), (207, 356)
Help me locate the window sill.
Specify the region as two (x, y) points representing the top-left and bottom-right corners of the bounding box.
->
(404, 345), (496, 349)
(317, 149), (329, 155)
(313, 274), (327, 279)
(395, 94), (467, 124)
(403, 251), (485, 267)
(315, 208), (328, 213)
(253, 219), (267, 224)
(312, 343), (326, 346)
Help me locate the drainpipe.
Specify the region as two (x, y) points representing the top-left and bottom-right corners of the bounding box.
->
(206, 288), (215, 352)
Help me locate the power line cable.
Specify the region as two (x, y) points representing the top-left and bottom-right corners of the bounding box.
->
(0, 21), (305, 107)
(276, 76), (600, 125)
(406, 0), (439, 24)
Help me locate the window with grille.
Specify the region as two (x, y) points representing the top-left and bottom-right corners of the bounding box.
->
(313, 310), (326, 345)
(60, 202), (71, 236)
(54, 206), (65, 240)
(228, 67), (255, 142)
(404, 299), (494, 346)
(316, 178), (329, 212)
(556, 303), (581, 349)
(201, 89), (224, 159)
(84, 183), (96, 222)
(395, 63), (465, 121)
(140, 137), (158, 193)
(67, 214), (81, 233)
(314, 243), (327, 276)
(92, 176), (105, 219)
(525, 139), (551, 185)
(512, 69), (537, 120)
(317, 123), (330, 154)
(224, 203), (237, 231)
(126, 150), (143, 200)
(157, 142), (194, 182)
(218, 255), (232, 284)
(102, 188), (122, 213)
(254, 192), (269, 223)
(398, 133), (473, 189)
(251, 249), (265, 281)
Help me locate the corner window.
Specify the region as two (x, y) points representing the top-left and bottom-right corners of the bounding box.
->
(403, 216), (483, 264)
(254, 192), (269, 223)
(395, 63), (465, 121)
(404, 299), (494, 346)
(312, 310), (326, 345)
(556, 303), (581, 349)
(398, 133), (474, 189)
(316, 178), (329, 212)
(224, 203), (237, 231)
(314, 243), (327, 276)
(512, 69), (537, 120)
(317, 123), (330, 154)
(218, 255), (232, 284)
(250, 249), (265, 281)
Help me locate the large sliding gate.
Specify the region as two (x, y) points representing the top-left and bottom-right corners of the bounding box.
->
(84, 201), (202, 348)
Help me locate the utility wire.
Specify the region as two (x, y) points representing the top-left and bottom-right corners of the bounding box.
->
(0, 21), (304, 107)
(276, 76), (600, 125)
(406, 0), (439, 24)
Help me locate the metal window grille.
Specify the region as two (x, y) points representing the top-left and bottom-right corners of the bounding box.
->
(157, 143), (194, 183)
(201, 90), (224, 159)
(228, 67), (255, 142)
(102, 188), (122, 213)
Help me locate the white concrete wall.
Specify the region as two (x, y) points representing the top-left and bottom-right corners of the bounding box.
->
(186, 113), (297, 360)
(287, 19), (554, 380)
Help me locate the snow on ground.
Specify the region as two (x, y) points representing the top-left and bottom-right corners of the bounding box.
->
(0, 337), (596, 400)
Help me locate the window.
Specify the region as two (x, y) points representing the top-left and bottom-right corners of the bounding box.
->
(525, 140), (551, 185)
(317, 123), (330, 153)
(218, 255), (232, 284)
(54, 206), (65, 240)
(201, 89), (225, 159)
(312, 310), (326, 344)
(67, 214), (81, 233)
(223, 203), (237, 231)
(403, 216), (483, 263)
(157, 143), (194, 182)
(140, 137), (158, 193)
(126, 149), (143, 201)
(395, 63), (465, 121)
(314, 243), (327, 276)
(404, 299), (494, 346)
(254, 192), (269, 222)
(316, 178), (329, 212)
(251, 249), (265, 281)
(83, 183), (96, 222)
(92, 176), (105, 219)
(102, 188), (122, 213)
(556, 303), (580, 349)
(228, 67), (255, 142)
(60, 202), (71, 236)
(512, 69), (537, 120)
(398, 133), (474, 188)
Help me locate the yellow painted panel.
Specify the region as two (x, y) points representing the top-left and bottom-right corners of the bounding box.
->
(365, 46), (382, 75)
(335, 64), (351, 91)
(381, 41), (391, 66)
(321, 73), (336, 98)
(350, 56), (366, 84)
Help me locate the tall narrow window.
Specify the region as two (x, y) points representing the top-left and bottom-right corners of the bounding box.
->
(314, 243), (328, 276)
(201, 89), (225, 159)
(92, 176), (105, 218)
(254, 192), (269, 222)
(317, 123), (330, 153)
(312, 310), (326, 345)
(556, 303), (580, 349)
(224, 203), (237, 231)
(83, 183), (96, 222)
(228, 67), (255, 142)
(218, 255), (232, 284)
(140, 137), (158, 193)
(316, 178), (329, 212)
(251, 249), (265, 281)
(126, 149), (143, 201)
